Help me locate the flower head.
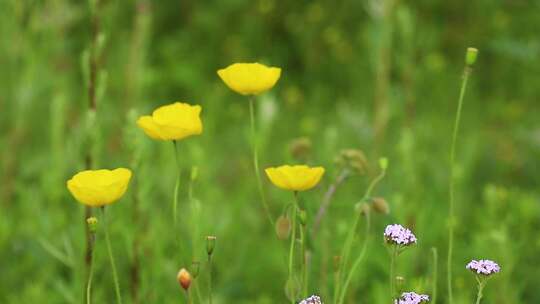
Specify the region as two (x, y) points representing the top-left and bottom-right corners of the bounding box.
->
(300, 295), (322, 304)
(265, 165), (325, 192)
(466, 259), (500, 276)
(384, 224), (417, 246)
(176, 268), (192, 290)
(217, 63), (281, 95)
(67, 168), (132, 207)
(137, 102), (202, 141)
(394, 292), (430, 304)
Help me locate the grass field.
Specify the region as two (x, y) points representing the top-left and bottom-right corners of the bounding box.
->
(1, 0), (539, 303)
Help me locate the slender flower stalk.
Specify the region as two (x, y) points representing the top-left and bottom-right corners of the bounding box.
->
(101, 207), (123, 304)
(389, 246), (398, 300)
(206, 236), (216, 304)
(288, 198), (298, 304)
(431, 248), (438, 304)
(295, 193), (308, 298)
(447, 47), (478, 304)
(249, 97), (274, 227)
(172, 140), (181, 226)
(474, 280), (485, 304)
(86, 217), (98, 304)
(334, 158), (387, 304)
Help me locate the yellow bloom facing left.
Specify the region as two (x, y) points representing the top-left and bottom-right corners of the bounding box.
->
(67, 168), (132, 207)
(265, 165), (325, 192)
(217, 63), (281, 95)
(137, 102), (203, 141)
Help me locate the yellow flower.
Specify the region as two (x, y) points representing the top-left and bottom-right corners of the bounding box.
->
(67, 168), (132, 207)
(137, 102), (203, 141)
(265, 165), (325, 192)
(217, 63), (281, 95)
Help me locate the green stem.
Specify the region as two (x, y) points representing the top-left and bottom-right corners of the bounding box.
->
(172, 140), (181, 226)
(334, 167), (386, 304)
(288, 195), (298, 304)
(390, 246), (397, 301)
(186, 289), (193, 304)
(86, 234), (96, 304)
(295, 192), (307, 298)
(337, 210), (370, 304)
(102, 207), (123, 304)
(208, 254), (213, 304)
(431, 247), (438, 304)
(448, 66), (471, 304)
(248, 97), (274, 228)
(195, 279), (203, 304)
(474, 280), (485, 304)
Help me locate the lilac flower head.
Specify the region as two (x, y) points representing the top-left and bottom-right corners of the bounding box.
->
(466, 259), (500, 276)
(394, 292), (430, 304)
(299, 295), (322, 304)
(384, 224), (417, 245)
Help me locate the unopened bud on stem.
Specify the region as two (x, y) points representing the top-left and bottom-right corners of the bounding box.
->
(191, 261), (200, 279)
(206, 236), (216, 256)
(177, 268), (192, 291)
(465, 47), (478, 66)
(86, 217), (98, 233)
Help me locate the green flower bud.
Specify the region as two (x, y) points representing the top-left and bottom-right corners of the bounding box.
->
(206, 236), (216, 256)
(466, 47), (478, 66)
(275, 215), (291, 240)
(86, 217), (98, 233)
(372, 197), (390, 214)
(190, 261), (200, 279)
(378, 157), (388, 170)
(298, 209), (307, 226)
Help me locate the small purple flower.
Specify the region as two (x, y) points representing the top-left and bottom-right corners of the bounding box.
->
(394, 292), (430, 304)
(466, 259), (500, 276)
(299, 295), (322, 304)
(384, 224), (417, 246)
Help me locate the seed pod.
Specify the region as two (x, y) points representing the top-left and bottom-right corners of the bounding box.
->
(275, 215), (291, 240)
(177, 268), (192, 290)
(372, 197), (390, 215)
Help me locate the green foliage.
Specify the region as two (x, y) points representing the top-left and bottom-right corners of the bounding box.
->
(1, 0), (539, 303)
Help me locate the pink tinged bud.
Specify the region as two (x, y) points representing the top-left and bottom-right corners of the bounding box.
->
(177, 268), (192, 290)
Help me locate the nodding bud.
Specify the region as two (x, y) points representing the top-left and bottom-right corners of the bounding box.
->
(191, 261), (200, 278)
(289, 137), (312, 161)
(356, 202), (371, 215)
(298, 209), (307, 226)
(177, 268), (192, 290)
(275, 215), (291, 240)
(190, 166), (199, 181)
(86, 217), (98, 233)
(371, 197), (390, 214)
(206, 236), (216, 256)
(465, 47), (478, 66)
(335, 149), (368, 175)
(378, 157), (388, 171)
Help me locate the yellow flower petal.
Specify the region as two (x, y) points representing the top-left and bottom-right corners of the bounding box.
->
(217, 63), (281, 95)
(265, 165), (325, 192)
(136, 102), (203, 141)
(67, 168), (132, 207)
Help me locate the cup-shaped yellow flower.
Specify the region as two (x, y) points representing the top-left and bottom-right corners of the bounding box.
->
(67, 168), (132, 207)
(137, 102), (203, 141)
(265, 165), (325, 192)
(217, 63), (281, 95)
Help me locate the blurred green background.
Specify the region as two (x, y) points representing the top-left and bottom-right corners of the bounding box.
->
(1, 0), (539, 303)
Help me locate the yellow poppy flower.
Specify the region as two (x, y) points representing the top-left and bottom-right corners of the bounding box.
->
(137, 102), (203, 141)
(67, 168), (132, 207)
(217, 63), (281, 95)
(265, 165), (325, 192)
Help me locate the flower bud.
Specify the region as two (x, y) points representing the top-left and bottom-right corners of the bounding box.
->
(371, 197), (390, 214)
(378, 157), (388, 170)
(206, 236), (216, 256)
(86, 217), (98, 233)
(335, 149), (368, 175)
(275, 215), (291, 240)
(191, 261), (200, 279)
(298, 209), (307, 226)
(177, 268), (192, 290)
(289, 137), (312, 161)
(465, 47), (478, 66)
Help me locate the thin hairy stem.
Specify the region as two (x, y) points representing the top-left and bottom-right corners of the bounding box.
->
(447, 66), (471, 304)
(172, 140), (181, 225)
(431, 247), (438, 304)
(288, 193), (298, 304)
(338, 210), (370, 304)
(248, 97), (274, 228)
(102, 207), (123, 304)
(474, 280), (485, 304)
(389, 246), (398, 301)
(86, 234), (96, 304)
(208, 254), (213, 304)
(313, 169), (350, 236)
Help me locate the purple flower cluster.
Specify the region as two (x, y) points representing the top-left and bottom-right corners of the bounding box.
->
(299, 295), (322, 304)
(394, 292), (430, 304)
(466, 259), (500, 276)
(384, 224), (417, 245)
